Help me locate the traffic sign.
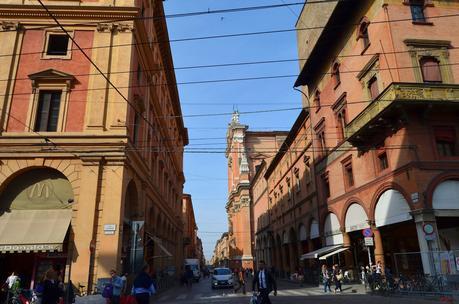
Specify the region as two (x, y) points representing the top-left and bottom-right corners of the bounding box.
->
(362, 228), (373, 237)
(423, 223), (434, 235)
(364, 237), (374, 246)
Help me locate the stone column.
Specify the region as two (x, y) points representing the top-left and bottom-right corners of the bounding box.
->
(411, 210), (440, 275)
(342, 230), (354, 268)
(372, 226), (384, 268)
(70, 159), (103, 291)
(85, 23), (113, 130)
(96, 161), (127, 278)
(289, 242), (296, 273)
(0, 22), (23, 132)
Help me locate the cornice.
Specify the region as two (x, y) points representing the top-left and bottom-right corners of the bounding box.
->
(0, 5), (138, 21)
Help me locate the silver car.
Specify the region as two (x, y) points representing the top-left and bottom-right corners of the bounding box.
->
(211, 268), (234, 289)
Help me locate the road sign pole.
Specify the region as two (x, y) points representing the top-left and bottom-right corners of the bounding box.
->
(367, 246), (372, 267)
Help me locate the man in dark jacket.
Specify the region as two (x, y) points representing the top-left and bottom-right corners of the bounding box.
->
(252, 260), (277, 304)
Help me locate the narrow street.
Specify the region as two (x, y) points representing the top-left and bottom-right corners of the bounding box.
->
(153, 277), (442, 304)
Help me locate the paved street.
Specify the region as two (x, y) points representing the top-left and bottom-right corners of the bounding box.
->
(74, 277), (454, 304)
(152, 277), (447, 304)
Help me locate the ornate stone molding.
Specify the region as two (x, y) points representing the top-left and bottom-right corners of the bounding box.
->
(1, 21), (19, 31)
(96, 23), (112, 33)
(0, 6), (138, 21)
(345, 83), (459, 143)
(404, 39), (453, 83)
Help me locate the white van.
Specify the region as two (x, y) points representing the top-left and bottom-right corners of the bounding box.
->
(184, 258), (201, 281)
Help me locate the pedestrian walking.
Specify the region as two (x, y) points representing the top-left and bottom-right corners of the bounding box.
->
(3, 271), (20, 304)
(332, 264), (343, 293)
(252, 260), (277, 304)
(132, 265), (156, 304)
(109, 270), (124, 304)
(321, 265), (331, 293)
(234, 268), (246, 294)
(42, 269), (62, 304)
(184, 265), (194, 289)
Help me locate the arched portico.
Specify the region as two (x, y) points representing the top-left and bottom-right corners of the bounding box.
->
(0, 168), (74, 289)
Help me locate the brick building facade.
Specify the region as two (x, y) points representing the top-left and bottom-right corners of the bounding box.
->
(253, 0), (459, 279)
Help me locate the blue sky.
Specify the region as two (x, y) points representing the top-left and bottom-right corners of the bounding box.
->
(164, 0), (304, 260)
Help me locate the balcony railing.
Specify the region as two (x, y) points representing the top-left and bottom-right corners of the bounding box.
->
(345, 82), (459, 144)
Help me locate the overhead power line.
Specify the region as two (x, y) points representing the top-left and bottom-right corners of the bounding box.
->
(3, 61), (459, 106)
(3, 49), (459, 84)
(2, 12), (458, 58)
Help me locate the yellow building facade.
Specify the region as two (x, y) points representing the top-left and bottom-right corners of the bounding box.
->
(0, 0), (187, 293)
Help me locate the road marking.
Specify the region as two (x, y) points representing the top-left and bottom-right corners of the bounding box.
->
(288, 289), (306, 296)
(158, 295), (170, 301)
(176, 294), (187, 300)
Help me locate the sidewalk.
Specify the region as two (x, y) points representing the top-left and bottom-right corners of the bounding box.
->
(277, 279), (367, 295)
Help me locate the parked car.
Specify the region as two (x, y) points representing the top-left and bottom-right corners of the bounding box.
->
(211, 268), (233, 289)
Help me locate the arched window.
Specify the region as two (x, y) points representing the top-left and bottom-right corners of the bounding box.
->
(313, 90), (321, 108)
(420, 57), (442, 83)
(332, 62), (341, 87)
(359, 21), (370, 50)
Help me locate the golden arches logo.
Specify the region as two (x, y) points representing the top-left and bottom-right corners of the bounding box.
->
(26, 182), (53, 201)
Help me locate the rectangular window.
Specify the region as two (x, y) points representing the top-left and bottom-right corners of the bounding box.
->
(137, 63), (142, 82)
(410, 2), (426, 22)
(317, 130), (326, 155)
(343, 162), (354, 188)
(46, 34), (69, 56)
(378, 152), (389, 171)
(133, 113), (141, 144)
(434, 127), (456, 157)
(336, 110), (347, 142)
(321, 173), (330, 199)
(420, 57), (442, 83)
(368, 76), (379, 100)
(34, 90), (62, 132)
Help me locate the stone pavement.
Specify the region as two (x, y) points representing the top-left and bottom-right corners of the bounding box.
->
(74, 278), (456, 304)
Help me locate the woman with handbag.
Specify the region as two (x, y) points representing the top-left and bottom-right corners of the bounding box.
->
(332, 264), (343, 293)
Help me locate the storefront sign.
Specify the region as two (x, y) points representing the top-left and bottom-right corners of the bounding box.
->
(362, 228), (373, 237)
(104, 224), (116, 235)
(0, 244), (62, 253)
(364, 237), (374, 246)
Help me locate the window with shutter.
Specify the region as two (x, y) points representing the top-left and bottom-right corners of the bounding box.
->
(314, 90), (321, 109)
(359, 22), (370, 50)
(410, 0), (426, 22)
(434, 126), (456, 157)
(34, 91), (62, 132)
(332, 62), (341, 88)
(420, 57), (442, 83)
(368, 76), (379, 99)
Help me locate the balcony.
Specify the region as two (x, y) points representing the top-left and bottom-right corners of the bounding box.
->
(345, 83), (459, 147)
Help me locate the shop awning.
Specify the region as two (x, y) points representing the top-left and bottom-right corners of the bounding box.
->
(0, 209), (72, 253)
(300, 245), (342, 260)
(318, 247), (349, 260)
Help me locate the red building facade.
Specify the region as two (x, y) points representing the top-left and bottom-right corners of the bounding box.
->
(253, 0), (459, 279)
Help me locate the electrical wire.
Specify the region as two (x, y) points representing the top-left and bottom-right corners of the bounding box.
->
(1, 9), (458, 53)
